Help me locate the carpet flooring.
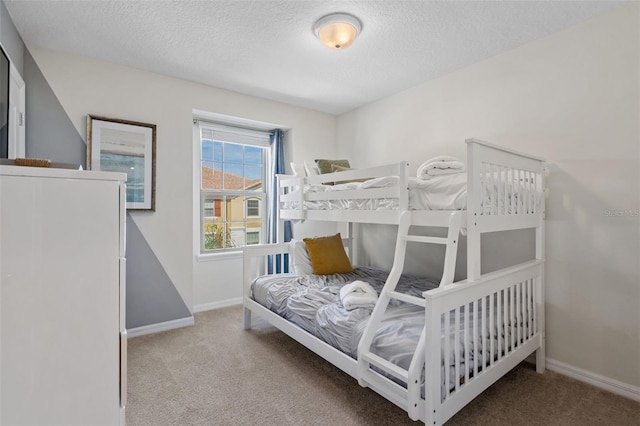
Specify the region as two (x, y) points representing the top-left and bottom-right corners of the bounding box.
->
(126, 306), (639, 425)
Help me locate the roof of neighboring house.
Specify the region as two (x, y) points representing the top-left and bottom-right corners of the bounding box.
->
(201, 166), (262, 191)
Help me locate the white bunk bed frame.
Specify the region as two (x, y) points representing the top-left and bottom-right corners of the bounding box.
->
(243, 138), (546, 425)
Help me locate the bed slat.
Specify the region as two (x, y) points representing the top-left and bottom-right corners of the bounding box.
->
(361, 352), (409, 382)
(444, 311), (451, 399)
(454, 306), (461, 393)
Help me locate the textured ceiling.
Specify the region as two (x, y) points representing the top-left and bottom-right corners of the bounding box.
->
(5, 0), (626, 115)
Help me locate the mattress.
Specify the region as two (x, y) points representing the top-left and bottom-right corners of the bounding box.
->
(250, 267), (503, 395)
(283, 173), (538, 212)
(252, 267), (434, 358)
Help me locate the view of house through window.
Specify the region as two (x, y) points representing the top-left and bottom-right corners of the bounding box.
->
(199, 124), (269, 252)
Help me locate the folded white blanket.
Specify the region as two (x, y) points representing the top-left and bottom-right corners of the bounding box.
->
(417, 156), (465, 180)
(339, 280), (378, 311)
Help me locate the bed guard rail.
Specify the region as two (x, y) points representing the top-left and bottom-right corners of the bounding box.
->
(422, 258), (545, 425)
(243, 243), (290, 295)
(277, 161), (410, 221)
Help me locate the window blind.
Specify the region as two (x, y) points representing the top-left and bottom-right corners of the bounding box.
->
(199, 122), (271, 147)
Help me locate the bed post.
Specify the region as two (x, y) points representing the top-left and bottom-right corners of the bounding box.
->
(243, 307), (252, 330)
(466, 140), (481, 281)
(535, 164), (547, 373)
(277, 218), (284, 244)
(423, 293), (440, 426)
(398, 161), (409, 211)
(276, 174), (284, 244)
(347, 222), (356, 264)
(243, 250), (254, 330)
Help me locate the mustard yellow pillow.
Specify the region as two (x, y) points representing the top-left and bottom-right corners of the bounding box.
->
(303, 233), (353, 275)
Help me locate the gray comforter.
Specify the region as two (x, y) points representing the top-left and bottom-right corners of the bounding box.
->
(251, 267), (510, 396)
(251, 268), (436, 375)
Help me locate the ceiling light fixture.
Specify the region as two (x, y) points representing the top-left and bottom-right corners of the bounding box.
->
(313, 13), (362, 50)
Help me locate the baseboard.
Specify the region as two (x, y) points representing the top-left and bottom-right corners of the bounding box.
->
(127, 316), (195, 338)
(193, 297), (242, 313)
(546, 357), (640, 402)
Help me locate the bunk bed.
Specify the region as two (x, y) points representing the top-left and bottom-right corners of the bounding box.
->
(243, 138), (546, 425)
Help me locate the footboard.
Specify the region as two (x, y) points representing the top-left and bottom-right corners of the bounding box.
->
(423, 259), (544, 426)
(242, 242), (290, 329)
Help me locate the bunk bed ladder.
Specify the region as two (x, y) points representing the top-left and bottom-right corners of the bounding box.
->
(357, 211), (463, 421)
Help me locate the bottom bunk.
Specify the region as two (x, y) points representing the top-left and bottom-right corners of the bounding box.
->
(243, 241), (545, 425)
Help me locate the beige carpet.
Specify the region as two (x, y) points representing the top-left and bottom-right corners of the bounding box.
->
(127, 306), (639, 425)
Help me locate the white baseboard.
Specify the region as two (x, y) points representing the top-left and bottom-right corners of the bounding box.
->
(193, 297), (242, 313)
(127, 316), (195, 338)
(546, 357), (640, 402)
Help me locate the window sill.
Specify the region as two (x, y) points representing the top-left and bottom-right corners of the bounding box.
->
(196, 250), (243, 263)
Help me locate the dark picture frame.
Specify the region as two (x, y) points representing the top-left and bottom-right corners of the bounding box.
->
(0, 45), (10, 159)
(87, 115), (156, 211)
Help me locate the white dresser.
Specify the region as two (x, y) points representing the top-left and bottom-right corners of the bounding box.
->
(0, 165), (126, 425)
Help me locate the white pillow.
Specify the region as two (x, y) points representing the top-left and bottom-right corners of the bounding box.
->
(304, 160), (320, 176)
(289, 239), (313, 275)
(290, 162), (306, 176)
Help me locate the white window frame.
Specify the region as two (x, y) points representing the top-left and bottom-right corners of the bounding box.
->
(195, 120), (271, 256)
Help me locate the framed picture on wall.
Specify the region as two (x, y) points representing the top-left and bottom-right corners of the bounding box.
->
(0, 45), (9, 159)
(87, 115), (156, 211)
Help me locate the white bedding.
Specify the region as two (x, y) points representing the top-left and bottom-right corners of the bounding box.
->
(408, 175), (467, 210)
(284, 175), (465, 211)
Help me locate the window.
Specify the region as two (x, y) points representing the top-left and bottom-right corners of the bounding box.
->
(203, 200), (214, 218)
(246, 231), (260, 245)
(246, 198), (260, 217)
(199, 122), (270, 252)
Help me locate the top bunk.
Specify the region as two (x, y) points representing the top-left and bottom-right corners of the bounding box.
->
(278, 138), (546, 232)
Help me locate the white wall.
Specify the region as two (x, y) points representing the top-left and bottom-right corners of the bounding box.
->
(28, 48), (339, 313)
(337, 4), (639, 390)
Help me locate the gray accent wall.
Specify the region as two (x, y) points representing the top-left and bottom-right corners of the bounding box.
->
(23, 46), (192, 329)
(126, 214), (191, 328)
(24, 50), (86, 165)
(0, 0), (24, 74)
